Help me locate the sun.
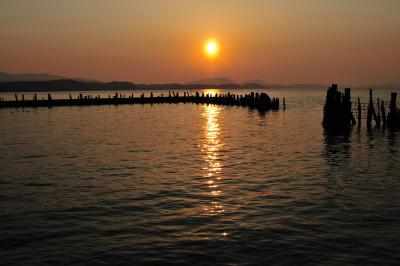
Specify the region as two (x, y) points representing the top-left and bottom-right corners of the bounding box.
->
(204, 39), (219, 59)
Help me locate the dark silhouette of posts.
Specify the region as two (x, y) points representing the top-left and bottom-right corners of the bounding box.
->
(387, 92), (400, 128)
(0, 90), (281, 113)
(366, 89), (378, 129)
(323, 84), (355, 129)
(381, 100), (386, 128)
(376, 98), (381, 128)
(344, 88), (356, 126)
(47, 94), (53, 107)
(357, 97), (362, 128)
(366, 91), (372, 129)
(390, 93), (397, 113)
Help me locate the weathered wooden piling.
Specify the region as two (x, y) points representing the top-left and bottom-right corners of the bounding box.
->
(345, 88), (356, 126)
(366, 90), (372, 129)
(390, 93), (397, 113)
(387, 92), (400, 128)
(357, 97), (362, 128)
(366, 89), (378, 129)
(376, 97), (381, 128)
(381, 100), (386, 128)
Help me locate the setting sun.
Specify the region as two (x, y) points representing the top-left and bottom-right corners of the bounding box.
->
(204, 39), (219, 59)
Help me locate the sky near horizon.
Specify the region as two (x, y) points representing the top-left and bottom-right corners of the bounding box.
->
(0, 0), (399, 85)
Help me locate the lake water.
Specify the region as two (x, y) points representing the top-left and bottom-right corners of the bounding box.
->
(1, 87), (400, 265)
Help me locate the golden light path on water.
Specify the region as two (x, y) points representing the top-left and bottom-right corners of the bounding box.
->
(201, 89), (228, 238)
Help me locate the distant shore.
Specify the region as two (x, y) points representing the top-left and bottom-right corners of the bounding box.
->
(1, 79), (398, 93)
(0, 79), (273, 92)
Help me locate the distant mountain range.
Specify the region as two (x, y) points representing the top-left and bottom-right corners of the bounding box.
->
(0, 79), (135, 92)
(0, 71), (398, 92)
(0, 71), (97, 82)
(0, 72), (273, 92)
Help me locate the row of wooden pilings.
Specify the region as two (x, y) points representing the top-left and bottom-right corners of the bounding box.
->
(0, 91), (283, 112)
(323, 84), (400, 130)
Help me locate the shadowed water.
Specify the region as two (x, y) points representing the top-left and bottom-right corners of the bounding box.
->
(1, 88), (400, 265)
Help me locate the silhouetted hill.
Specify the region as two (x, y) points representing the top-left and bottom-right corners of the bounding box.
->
(0, 79), (271, 92)
(0, 79), (135, 92)
(0, 71), (97, 82)
(0, 72), (65, 82)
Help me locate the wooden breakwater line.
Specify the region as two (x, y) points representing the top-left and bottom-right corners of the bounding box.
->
(0, 91), (282, 112)
(323, 84), (400, 130)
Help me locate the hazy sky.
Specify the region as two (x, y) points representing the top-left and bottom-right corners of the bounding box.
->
(1, 0), (399, 84)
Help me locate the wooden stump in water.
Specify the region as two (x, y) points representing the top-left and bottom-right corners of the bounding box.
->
(376, 98), (381, 128)
(387, 92), (400, 128)
(283, 98), (286, 110)
(381, 100), (386, 128)
(357, 97), (362, 128)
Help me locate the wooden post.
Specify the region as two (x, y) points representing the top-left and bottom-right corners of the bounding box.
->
(367, 89), (373, 129)
(381, 101), (386, 127)
(371, 90), (377, 124)
(357, 97), (361, 128)
(376, 98), (381, 128)
(283, 97), (286, 110)
(387, 92), (399, 128)
(344, 88), (352, 126)
(390, 92), (397, 113)
(47, 94), (52, 107)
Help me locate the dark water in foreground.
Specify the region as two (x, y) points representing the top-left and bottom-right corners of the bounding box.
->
(1, 88), (400, 265)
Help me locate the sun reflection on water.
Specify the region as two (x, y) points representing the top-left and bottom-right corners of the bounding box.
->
(201, 102), (225, 215)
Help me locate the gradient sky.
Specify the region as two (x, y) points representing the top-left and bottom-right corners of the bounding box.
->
(1, 0), (399, 85)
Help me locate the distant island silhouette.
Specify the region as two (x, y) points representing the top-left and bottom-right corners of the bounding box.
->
(0, 72), (271, 92)
(0, 71), (398, 92)
(0, 72), (319, 92)
(0, 71), (97, 83)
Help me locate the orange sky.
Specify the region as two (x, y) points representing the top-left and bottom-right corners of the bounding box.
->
(0, 0), (399, 85)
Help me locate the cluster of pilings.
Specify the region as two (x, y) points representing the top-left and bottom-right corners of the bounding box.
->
(323, 84), (400, 130)
(322, 84), (356, 129)
(0, 91), (281, 112)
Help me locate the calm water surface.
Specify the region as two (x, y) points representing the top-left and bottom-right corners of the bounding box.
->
(1, 88), (400, 265)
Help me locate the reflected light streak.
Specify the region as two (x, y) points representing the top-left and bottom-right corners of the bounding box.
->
(201, 102), (225, 215)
